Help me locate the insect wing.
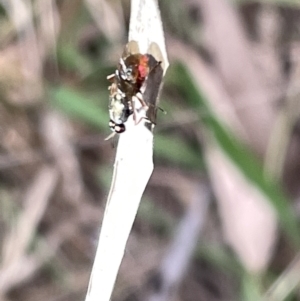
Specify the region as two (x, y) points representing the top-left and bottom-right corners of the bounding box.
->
(147, 42), (165, 73)
(143, 54), (163, 128)
(122, 40), (140, 58)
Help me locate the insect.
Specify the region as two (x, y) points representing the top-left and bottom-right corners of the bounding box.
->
(108, 83), (132, 134)
(107, 53), (153, 118)
(104, 83), (133, 141)
(106, 41), (164, 139)
(116, 53), (150, 97)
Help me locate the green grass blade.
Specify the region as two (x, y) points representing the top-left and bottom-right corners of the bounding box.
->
(49, 86), (108, 130)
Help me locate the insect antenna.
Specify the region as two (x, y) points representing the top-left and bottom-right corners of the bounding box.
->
(147, 101), (166, 114)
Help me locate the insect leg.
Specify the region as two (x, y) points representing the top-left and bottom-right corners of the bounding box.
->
(135, 93), (149, 110)
(107, 74), (116, 83)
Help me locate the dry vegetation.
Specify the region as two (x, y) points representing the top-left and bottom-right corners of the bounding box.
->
(1, 0), (300, 301)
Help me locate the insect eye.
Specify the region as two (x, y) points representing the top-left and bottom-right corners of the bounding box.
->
(115, 124), (126, 133)
(120, 68), (130, 80)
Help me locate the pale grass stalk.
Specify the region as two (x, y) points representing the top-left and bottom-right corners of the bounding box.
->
(147, 183), (209, 301)
(0, 166), (58, 293)
(263, 254), (300, 301)
(84, 0), (125, 42)
(0, 0), (42, 77)
(84, 1), (168, 301)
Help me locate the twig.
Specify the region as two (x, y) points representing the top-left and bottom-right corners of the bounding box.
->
(84, 1), (168, 301)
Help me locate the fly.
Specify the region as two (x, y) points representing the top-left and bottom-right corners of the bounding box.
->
(105, 41), (164, 139)
(105, 82), (132, 140)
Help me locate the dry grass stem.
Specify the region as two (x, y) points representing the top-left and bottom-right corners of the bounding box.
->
(41, 110), (84, 202)
(200, 0), (276, 155)
(0, 166), (58, 293)
(146, 183), (209, 301)
(205, 142), (277, 273)
(85, 1), (168, 301)
(85, 0), (125, 42)
(264, 254), (300, 301)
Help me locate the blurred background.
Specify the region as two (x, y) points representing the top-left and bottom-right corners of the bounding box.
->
(1, 0), (300, 300)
